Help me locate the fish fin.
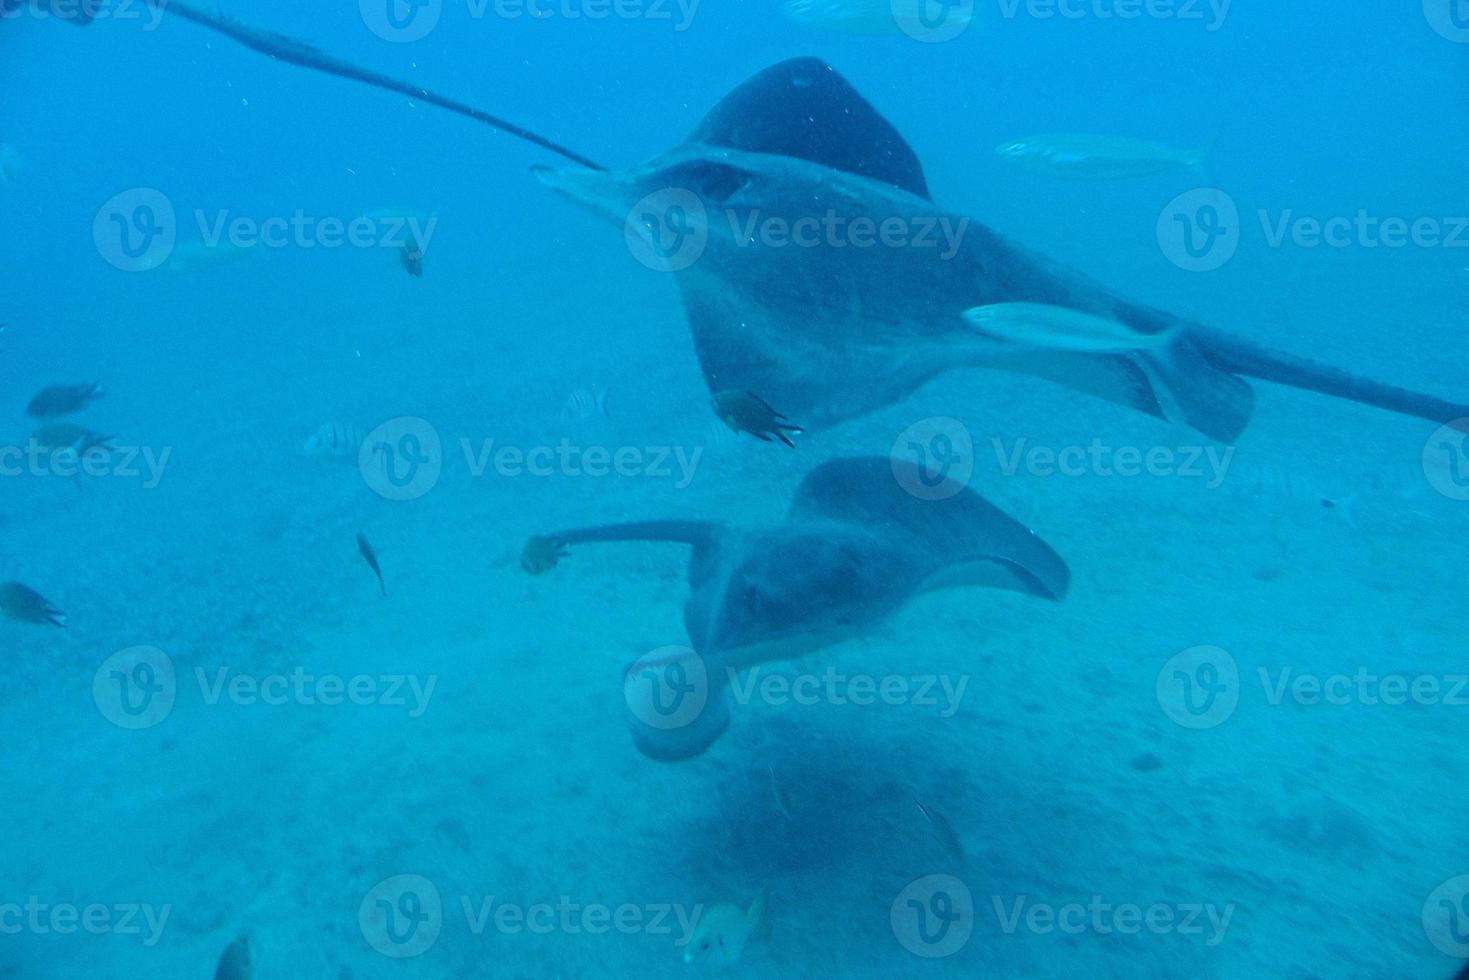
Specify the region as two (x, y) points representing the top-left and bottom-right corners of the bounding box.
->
(748, 888), (771, 943)
(1135, 334), (1256, 443)
(689, 58), (931, 200)
(791, 458), (1070, 600)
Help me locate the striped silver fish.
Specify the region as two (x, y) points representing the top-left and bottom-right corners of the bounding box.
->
(563, 386), (610, 422)
(302, 422), (367, 458)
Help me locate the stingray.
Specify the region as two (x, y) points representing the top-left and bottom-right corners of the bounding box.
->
(54, 13), (1463, 438)
(528, 456), (1069, 761)
(532, 57), (1468, 441)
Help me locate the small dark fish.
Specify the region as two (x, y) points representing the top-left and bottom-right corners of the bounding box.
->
(0, 581), (66, 627)
(521, 536), (569, 574)
(915, 799), (967, 866)
(711, 389), (802, 448)
(400, 240), (424, 278)
(214, 934), (252, 980)
(26, 382), (104, 421)
(30, 423), (114, 458)
(356, 533), (387, 597)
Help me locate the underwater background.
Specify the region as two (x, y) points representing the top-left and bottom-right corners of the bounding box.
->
(3, 1), (1469, 977)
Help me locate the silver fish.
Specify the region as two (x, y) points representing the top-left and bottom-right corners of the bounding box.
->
(303, 422), (367, 459)
(996, 134), (1209, 181)
(563, 386), (610, 422)
(915, 799), (967, 866)
(782, 0), (978, 35)
(964, 302), (1175, 354)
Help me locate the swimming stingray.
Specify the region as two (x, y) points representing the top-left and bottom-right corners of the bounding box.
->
(533, 58), (1469, 441)
(49, 9), (1463, 439)
(526, 457), (1069, 760)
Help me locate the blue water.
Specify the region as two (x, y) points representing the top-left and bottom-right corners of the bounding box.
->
(3, 2), (1469, 977)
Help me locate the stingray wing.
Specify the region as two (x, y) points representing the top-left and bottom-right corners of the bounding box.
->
(788, 457), (1070, 601)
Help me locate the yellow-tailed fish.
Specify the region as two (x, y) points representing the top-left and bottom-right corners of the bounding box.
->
(963, 302), (1175, 354)
(684, 889), (768, 966)
(996, 134), (1209, 181)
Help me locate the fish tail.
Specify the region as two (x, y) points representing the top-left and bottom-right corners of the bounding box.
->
(1193, 328), (1469, 433)
(1137, 333), (1257, 443)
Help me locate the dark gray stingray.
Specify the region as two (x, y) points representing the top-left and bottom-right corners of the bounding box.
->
(532, 457), (1068, 761)
(535, 57), (1469, 442)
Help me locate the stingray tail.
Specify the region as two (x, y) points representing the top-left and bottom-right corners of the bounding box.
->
(1191, 329), (1469, 433)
